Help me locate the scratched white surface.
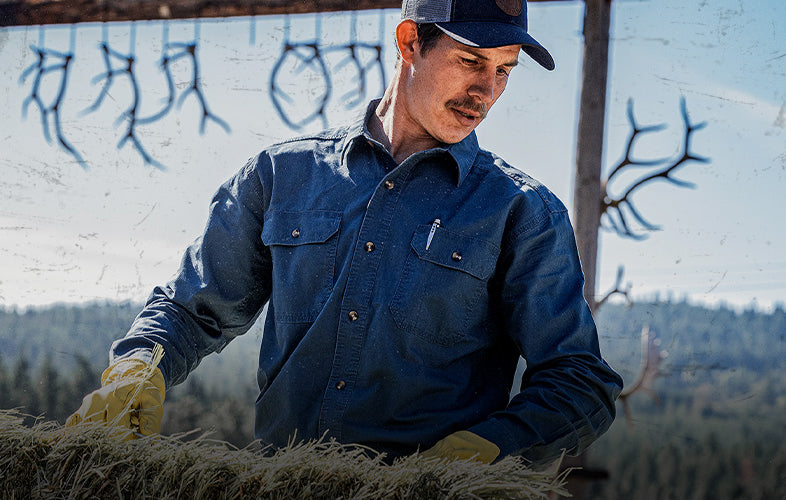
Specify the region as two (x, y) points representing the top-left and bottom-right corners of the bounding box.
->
(0, 1), (783, 311)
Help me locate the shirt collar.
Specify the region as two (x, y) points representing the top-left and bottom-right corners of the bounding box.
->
(441, 129), (479, 187)
(341, 100), (479, 187)
(339, 101), (377, 164)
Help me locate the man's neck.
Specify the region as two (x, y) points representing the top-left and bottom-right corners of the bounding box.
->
(366, 106), (393, 154)
(372, 76), (444, 165)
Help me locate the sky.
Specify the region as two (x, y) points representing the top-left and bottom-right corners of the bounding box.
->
(0, 0), (784, 313)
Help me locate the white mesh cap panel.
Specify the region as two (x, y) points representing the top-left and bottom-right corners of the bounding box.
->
(400, 0), (453, 22)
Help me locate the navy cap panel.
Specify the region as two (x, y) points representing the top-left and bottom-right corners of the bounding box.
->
(452, 0), (528, 29)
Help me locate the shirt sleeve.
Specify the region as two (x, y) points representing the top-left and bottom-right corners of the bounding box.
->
(468, 205), (623, 466)
(109, 154), (272, 387)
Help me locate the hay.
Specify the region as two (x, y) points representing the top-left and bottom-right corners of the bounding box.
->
(0, 409), (570, 499)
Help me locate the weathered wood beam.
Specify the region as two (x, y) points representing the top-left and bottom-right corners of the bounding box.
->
(572, 0), (611, 311)
(0, 0), (565, 27)
(0, 0), (399, 26)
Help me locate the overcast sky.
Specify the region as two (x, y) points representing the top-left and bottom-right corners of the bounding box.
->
(0, 0), (784, 312)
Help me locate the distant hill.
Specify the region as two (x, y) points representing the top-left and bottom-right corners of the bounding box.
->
(594, 300), (786, 387)
(1, 299), (784, 396)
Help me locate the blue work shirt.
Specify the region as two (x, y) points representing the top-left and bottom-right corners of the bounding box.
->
(113, 100), (622, 464)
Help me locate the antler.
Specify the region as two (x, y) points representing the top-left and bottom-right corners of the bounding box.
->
(595, 265), (632, 309)
(602, 97), (709, 239)
(618, 325), (665, 422)
(20, 44), (86, 168)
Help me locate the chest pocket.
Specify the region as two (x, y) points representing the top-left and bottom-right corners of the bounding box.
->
(261, 210), (341, 323)
(390, 224), (499, 346)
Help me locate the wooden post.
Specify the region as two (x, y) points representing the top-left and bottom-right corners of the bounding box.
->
(573, 0), (611, 311)
(562, 2), (612, 498)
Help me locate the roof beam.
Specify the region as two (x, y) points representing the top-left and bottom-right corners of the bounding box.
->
(0, 0), (567, 27)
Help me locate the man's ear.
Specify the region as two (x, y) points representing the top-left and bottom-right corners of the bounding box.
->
(396, 20), (419, 65)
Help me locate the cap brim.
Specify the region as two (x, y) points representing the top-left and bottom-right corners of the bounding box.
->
(435, 22), (555, 71)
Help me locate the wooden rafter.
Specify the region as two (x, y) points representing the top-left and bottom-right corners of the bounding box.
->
(0, 0), (566, 27)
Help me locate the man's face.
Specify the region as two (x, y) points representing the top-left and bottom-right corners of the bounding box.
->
(403, 32), (520, 145)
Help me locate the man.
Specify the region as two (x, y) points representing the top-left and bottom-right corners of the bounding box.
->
(68, 0), (623, 466)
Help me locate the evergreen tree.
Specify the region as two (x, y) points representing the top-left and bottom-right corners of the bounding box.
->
(10, 353), (34, 411)
(0, 354), (8, 409)
(36, 354), (63, 422)
(64, 355), (101, 417)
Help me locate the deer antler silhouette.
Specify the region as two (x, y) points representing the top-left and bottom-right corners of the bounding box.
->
(269, 12), (387, 131)
(602, 98), (709, 239)
(85, 41), (165, 169)
(619, 325), (665, 424)
(596, 265), (633, 309)
(21, 43), (85, 168)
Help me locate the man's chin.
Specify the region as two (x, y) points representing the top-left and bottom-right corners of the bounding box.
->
(434, 125), (478, 146)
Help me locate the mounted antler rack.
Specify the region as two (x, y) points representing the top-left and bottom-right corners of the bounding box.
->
(269, 12), (387, 131)
(80, 22), (229, 168)
(18, 21), (230, 169)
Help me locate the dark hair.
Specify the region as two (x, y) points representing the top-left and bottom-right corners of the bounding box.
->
(416, 23), (445, 56)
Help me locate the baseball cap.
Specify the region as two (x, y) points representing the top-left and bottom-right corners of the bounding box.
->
(401, 0), (555, 71)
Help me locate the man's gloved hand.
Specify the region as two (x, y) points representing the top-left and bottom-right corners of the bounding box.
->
(66, 357), (166, 438)
(421, 430), (501, 464)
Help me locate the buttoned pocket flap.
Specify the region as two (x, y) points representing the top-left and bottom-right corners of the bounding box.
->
(261, 210), (341, 246)
(410, 224), (499, 280)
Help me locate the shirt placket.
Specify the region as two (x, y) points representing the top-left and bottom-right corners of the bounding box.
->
(317, 146), (414, 440)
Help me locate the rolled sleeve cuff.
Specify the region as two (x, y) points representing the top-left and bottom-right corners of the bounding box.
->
(468, 405), (615, 467)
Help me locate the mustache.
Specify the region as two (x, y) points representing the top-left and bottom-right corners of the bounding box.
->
(446, 98), (488, 119)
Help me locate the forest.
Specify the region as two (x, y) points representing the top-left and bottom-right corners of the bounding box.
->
(1, 299), (784, 498)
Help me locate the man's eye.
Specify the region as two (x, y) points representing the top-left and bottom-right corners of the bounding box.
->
(461, 58), (478, 65)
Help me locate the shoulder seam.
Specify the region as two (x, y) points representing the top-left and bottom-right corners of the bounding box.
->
(271, 127), (347, 148)
(479, 150), (567, 216)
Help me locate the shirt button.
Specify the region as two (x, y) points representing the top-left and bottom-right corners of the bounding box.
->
(364, 241), (375, 252)
(291, 228), (300, 238)
(384, 180), (395, 190)
(335, 380), (347, 390)
(452, 251), (462, 262)
(348, 310), (359, 321)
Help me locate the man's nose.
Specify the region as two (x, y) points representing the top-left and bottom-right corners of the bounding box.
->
(468, 70), (497, 103)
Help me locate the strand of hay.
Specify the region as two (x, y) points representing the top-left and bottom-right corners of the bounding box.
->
(0, 409), (570, 499)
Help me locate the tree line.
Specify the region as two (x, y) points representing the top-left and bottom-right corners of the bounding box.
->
(1, 299), (785, 497)
(0, 351), (256, 447)
(0, 300), (260, 446)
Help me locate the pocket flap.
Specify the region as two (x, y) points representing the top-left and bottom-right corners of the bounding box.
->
(410, 224), (499, 280)
(261, 210), (341, 246)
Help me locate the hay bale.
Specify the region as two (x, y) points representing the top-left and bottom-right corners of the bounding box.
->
(0, 409), (569, 499)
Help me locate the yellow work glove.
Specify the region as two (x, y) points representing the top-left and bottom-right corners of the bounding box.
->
(66, 353), (165, 438)
(421, 430), (501, 464)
